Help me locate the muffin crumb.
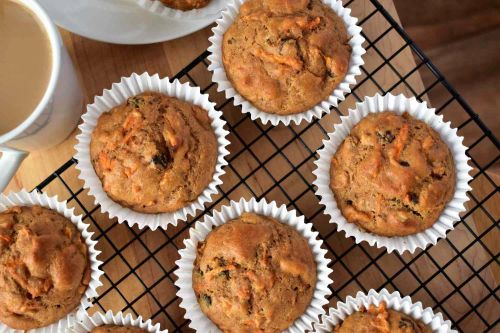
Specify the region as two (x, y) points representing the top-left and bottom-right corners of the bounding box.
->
(330, 111), (455, 236)
(222, 0), (352, 115)
(91, 325), (148, 333)
(90, 92), (218, 214)
(159, 0), (210, 11)
(0, 206), (89, 330)
(193, 212), (317, 332)
(333, 301), (432, 333)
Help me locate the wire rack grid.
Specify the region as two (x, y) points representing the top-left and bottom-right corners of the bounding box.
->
(32, 0), (499, 332)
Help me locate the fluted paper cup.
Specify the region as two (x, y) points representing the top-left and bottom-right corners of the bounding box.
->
(67, 310), (167, 333)
(312, 289), (456, 333)
(75, 72), (230, 231)
(208, 0), (366, 126)
(175, 197), (333, 332)
(313, 93), (473, 253)
(0, 190), (104, 333)
(137, 0), (226, 20)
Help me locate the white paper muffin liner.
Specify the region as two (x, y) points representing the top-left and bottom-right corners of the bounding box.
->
(207, 0), (366, 126)
(0, 190), (104, 333)
(136, 0), (226, 20)
(313, 93), (473, 254)
(175, 197), (333, 332)
(75, 72), (230, 231)
(311, 289), (456, 333)
(67, 310), (167, 333)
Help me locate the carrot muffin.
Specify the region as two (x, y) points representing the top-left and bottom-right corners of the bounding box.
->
(91, 325), (148, 333)
(333, 302), (432, 333)
(159, 0), (210, 10)
(222, 0), (352, 115)
(0, 206), (90, 330)
(330, 111), (455, 237)
(193, 212), (317, 332)
(90, 92), (218, 214)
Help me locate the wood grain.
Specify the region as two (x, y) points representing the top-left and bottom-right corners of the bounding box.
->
(394, 0), (500, 177)
(2, 1), (498, 332)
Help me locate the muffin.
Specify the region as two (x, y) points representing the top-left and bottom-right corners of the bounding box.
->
(330, 111), (455, 237)
(222, 0), (352, 115)
(0, 206), (90, 330)
(192, 212), (317, 332)
(159, 0), (210, 10)
(91, 325), (148, 333)
(90, 91), (218, 214)
(333, 302), (432, 333)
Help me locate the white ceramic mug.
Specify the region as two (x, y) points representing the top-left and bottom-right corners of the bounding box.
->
(0, 0), (83, 192)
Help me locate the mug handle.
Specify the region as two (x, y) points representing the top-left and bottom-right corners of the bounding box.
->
(0, 147), (28, 193)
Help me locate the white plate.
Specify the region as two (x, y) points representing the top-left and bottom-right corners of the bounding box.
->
(38, 0), (217, 44)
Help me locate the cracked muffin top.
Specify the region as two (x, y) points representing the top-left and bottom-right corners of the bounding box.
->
(333, 302), (432, 333)
(91, 325), (149, 333)
(330, 111), (455, 237)
(222, 0), (351, 115)
(0, 206), (90, 330)
(90, 92), (218, 214)
(192, 212), (317, 333)
(159, 0), (210, 11)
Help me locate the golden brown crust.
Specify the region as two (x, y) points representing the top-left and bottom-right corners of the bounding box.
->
(330, 111), (455, 237)
(192, 212), (317, 332)
(0, 206), (90, 330)
(222, 0), (352, 115)
(333, 302), (432, 333)
(91, 325), (149, 333)
(159, 0), (210, 10)
(90, 92), (218, 214)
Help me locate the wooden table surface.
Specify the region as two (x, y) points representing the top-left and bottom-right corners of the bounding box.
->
(2, 0), (498, 332)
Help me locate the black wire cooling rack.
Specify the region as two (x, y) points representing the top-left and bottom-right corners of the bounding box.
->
(32, 0), (499, 332)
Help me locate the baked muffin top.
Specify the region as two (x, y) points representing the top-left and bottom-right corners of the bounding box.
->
(333, 302), (432, 333)
(160, 0), (210, 11)
(330, 111), (455, 237)
(222, 0), (352, 115)
(91, 325), (148, 333)
(90, 92), (218, 214)
(0, 206), (89, 330)
(193, 212), (317, 332)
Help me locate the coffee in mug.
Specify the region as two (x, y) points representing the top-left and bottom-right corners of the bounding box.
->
(0, 0), (53, 135)
(0, 0), (83, 193)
